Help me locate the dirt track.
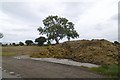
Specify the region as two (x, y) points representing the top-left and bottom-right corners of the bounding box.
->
(2, 57), (106, 78)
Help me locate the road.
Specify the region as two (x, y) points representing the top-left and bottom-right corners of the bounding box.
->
(2, 57), (105, 78)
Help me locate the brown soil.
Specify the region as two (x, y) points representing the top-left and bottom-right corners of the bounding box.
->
(60, 39), (119, 65)
(31, 39), (119, 65)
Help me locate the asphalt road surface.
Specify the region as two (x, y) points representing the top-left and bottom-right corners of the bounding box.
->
(2, 57), (106, 78)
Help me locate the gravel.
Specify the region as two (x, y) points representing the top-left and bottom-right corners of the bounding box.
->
(1, 69), (21, 78)
(14, 55), (100, 68)
(31, 58), (100, 68)
(1, 66), (22, 78)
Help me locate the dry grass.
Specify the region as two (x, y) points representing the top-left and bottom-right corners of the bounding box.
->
(0, 52), (16, 56)
(2, 46), (47, 56)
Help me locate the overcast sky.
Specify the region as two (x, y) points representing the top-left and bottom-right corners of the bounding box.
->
(0, 0), (119, 43)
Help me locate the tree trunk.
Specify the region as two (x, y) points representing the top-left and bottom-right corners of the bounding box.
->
(55, 38), (59, 44)
(68, 38), (70, 41)
(67, 37), (70, 41)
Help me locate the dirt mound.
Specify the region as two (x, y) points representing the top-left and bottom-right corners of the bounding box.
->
(30, 45), (69, 58)
(31, 39), (119, 65)
(61, 39), (119, 65)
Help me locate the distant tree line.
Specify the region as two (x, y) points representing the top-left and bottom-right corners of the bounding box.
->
(2, 39), (120, 47)
(2, 38), (47, 46)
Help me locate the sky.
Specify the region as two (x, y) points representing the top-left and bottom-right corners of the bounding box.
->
(0, 0), (119, 43)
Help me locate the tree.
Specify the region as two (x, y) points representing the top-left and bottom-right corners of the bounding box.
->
(19, 42), (24, 46)
(38, 15), (79, 44)
(25, 40), (33, 46)
(65, 22), (79, 41)
(9, 43), (12, 46)
(35, 37), (46, 46)
(114, 41), (120, 45)
(47, 40), (51, 45)
(12, 43), (16, 46)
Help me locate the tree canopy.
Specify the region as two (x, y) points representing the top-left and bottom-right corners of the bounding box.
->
(35, 36), (46, 46)
(19, 42), (24, 46)
(12, 43), (16, 46)
(25, 40), (33, 46)
(38, 15), (79, 44)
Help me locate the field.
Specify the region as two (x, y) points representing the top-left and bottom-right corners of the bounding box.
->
(2, 46), (46, 56)
(1, 39), (120, 77)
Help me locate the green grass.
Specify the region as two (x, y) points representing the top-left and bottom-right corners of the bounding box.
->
(90, 64), (119, 77)
(0, 52), (16, 56)
(80, 65), (89, 68)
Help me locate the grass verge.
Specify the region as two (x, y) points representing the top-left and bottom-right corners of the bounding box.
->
(90, 64), (119, 77)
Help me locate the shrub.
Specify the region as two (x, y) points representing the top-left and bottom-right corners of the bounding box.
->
(25, 40), (33, 46)
(19, 42), (24, 46)
(114, 41), (120, 45)
(35, 37), (46, 46)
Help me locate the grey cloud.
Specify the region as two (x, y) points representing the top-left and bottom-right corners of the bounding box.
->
(2, 31), (39, 43)
(11, 28), (30, 31)
(1, 1), (118, 43)
(62, 2), (92, 22)
(94, 24), (104, 31)
(1, 2), (42, 24)
(111, 14), (118, 20)
(1, 2), (91, 25)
